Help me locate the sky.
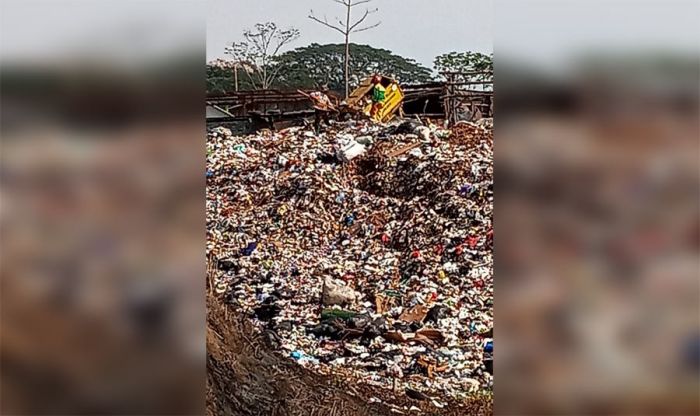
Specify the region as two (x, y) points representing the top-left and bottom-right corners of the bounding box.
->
(1, 0), (204, 64)
(207, 0), (494, 69)
(495, 0), (699, 71)
(1, 0), (695, 71)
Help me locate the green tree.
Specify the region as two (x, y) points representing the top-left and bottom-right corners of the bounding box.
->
(434, 51), (493, 89)
(206, 61), (256, 94)
(274, 43), (433, 91)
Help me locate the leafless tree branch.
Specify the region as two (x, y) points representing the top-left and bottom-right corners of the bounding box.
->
(349, 8), (378, 31)
(308, 13), (346, 35)
(240, 62), (259, 89)
(267, 59), (287, 86)
(350, 0), (373, 7)
(349, 9), (369, 30)
(308, 0), (381, 98)
(352, 20), (381, 33)
(224, 22), (298, 89)
(263, 25), (277, 56)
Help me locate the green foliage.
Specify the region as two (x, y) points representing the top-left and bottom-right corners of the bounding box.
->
(434, 51), (493, 87)
(206, 64), (255, 94)
(273, 43), (433, 91)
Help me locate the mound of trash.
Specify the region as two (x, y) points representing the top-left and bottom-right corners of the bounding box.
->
(207, 293), (493, 416)
(206, 118), (493, 405)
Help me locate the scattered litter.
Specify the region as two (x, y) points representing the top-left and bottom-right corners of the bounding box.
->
(322, 276), (360, 306)
(207, 118), (493, 400)
(338, 140), (366, 162)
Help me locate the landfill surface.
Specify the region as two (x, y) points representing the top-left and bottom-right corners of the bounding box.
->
(206, 117), (493, 408)
(207, 292), (493, 416)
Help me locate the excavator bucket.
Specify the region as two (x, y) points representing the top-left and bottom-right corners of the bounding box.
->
(347, 75), (404, 123)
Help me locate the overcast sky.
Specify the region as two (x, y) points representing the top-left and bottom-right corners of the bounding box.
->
(1, 0), (203, 64)
(495, 0), (699, 70)
(207, 0), (493, 69)
(2, 1), (695, 70)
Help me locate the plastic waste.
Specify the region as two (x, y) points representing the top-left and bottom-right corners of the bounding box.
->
(337, 141), (366, 162)
(206, 118), (493, 401)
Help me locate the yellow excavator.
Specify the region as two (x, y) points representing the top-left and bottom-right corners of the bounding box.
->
(346, 75), (404, 123)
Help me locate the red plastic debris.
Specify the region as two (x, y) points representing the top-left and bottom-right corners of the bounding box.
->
(435, 244), (445, 255)
(381, 233), (390, 244)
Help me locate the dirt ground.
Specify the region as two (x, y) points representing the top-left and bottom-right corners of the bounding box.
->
(206, 295), (493, 416)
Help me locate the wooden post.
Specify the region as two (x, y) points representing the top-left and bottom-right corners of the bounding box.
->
(442, 74), (451, 127)
(234, 64), (239, 92)
(344, 2), (351, 99)
(452, 74), (456, 126)
(446, 73), (457, 127)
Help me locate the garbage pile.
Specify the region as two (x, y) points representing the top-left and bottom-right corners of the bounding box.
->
(206, 118), (493, 401)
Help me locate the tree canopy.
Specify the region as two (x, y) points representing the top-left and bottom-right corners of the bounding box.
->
(275, 43), (433, 91)
(434, 51), (493, 89)
(207, 43), (433, 94)
(208, 46), (498, 94)
(207, 63), (255, 94)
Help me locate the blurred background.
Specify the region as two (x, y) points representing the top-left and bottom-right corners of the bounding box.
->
(1, 1), (205, 414)
(494, 0), (699, 414)
(1, 0), (698, 415)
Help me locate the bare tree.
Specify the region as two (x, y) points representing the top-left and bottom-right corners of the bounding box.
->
(225, 22), (300, 90)
(309, 0), (381, 98)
